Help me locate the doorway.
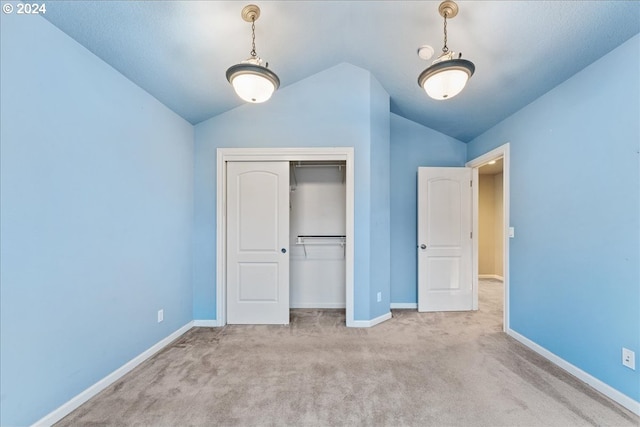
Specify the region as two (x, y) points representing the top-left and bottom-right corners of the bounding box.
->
(478, 158), (505, 326)
(466, 143), (510, 331)
(290, 161), (347, 309)
(478, 158), (504, 282)
(216, 147), (355, 326)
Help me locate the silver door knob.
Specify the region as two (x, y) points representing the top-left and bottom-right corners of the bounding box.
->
(281, 248), (287, 253)
(420, 244), (426, 249)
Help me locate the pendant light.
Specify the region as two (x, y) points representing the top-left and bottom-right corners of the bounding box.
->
(226, 4), (280, 103)
(418, 1), (475, 100)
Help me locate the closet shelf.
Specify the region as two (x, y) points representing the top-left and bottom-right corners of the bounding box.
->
(290, 162), (346, 190)
(295, 235), (346, 257)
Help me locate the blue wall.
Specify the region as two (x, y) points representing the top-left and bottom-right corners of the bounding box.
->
(390, 114), (467, 304)
(467, 34), (640, 402)
(368, 76), (391, 319)
(0, 14), (194, 426)
(193, 63), (389, 322)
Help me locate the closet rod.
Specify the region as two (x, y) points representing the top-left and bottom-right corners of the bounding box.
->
(296, 235), (346, 258)
(297, 235), (346, 238)
(294, 163), (344, 168)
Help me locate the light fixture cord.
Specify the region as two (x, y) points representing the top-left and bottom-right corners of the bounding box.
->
(442, 13), (449, 53)
(250, 18), (257, 58)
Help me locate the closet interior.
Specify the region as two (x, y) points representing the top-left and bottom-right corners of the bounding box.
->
(289, 161), (346, 308)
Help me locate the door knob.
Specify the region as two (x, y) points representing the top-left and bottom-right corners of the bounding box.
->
(420, 244), (426, 249)
(281, 248), (287, 253)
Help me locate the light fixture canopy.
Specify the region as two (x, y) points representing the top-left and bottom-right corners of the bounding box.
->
(226, 4), (280, 103)
(418, 0), (475, 100)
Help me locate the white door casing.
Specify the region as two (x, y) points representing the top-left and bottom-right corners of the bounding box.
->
(466, 142), (510, 331)
(418, 167), (474, 312)
(226, 161), (290, 324)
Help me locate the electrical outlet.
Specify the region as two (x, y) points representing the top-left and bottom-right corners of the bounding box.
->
(377, 292), (382, 302)
(157, 309), (164, 323)
(622, 348), (635, 370)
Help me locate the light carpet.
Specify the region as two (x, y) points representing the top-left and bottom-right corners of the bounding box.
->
(56, 280), (638, 426)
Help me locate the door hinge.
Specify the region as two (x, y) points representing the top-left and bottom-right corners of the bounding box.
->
(470, 232), (473, 239)
(470, 180), (473, 187)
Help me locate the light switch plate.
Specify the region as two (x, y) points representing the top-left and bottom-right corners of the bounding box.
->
(508, 227), (515, 238)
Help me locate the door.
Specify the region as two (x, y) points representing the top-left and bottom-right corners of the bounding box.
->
(226, 161), (290, 324)
(418, 167), (473, 312)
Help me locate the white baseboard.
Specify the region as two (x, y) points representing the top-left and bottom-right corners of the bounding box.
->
(290, 303), (346, 309)
(479, 274), (504, 281)
(507, 328), (640, 416)
(390, 303), (417, 309)
(349, 312), (392, 328)
(193, 319), (223, 327)
(32, 321), (195, 427)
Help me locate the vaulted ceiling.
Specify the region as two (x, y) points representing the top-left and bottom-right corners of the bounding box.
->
(43, 1), (639, 142)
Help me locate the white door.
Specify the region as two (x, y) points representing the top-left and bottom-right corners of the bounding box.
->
(226, 161), (290, 324)
(418, 167), (473, 312)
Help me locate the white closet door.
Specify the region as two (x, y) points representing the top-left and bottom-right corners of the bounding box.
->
(418, 167), (473, 312)
(226, 161), (290, 324)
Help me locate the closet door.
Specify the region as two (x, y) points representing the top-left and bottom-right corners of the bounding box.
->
(226, 161), (290, 324)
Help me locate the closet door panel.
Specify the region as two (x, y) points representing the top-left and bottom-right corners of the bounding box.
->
(227, 161), (289, 324)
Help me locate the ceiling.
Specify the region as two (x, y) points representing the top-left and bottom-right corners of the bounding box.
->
(479, 158), (503, 175)
(42, 1), (639, 142)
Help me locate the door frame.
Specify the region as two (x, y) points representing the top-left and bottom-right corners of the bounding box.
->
(217, 147), (355, 327)
(466, 142), (510, 332)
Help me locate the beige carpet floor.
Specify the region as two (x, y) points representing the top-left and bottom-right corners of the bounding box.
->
(56, 280), (639, 426)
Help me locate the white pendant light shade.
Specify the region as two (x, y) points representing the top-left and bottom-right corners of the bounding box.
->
(230, 73), (275, 103)
(226, 60), (280, 103)
(423, 69), (467, 100)
(418, 59), (475, 100)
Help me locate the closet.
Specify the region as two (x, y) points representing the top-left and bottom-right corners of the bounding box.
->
(224, 155), (349, 325)
(289, 161), (346, 308)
